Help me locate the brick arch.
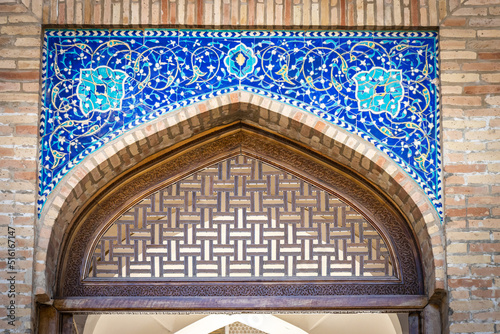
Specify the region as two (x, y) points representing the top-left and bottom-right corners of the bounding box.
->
(35, 91), (444, 302)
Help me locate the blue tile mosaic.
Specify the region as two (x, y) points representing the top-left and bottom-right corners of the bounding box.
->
(40, 29), (442, 220)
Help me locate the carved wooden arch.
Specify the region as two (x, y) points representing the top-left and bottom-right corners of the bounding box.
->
(37, 94), (442, 304)
(54, 124), (426, 311)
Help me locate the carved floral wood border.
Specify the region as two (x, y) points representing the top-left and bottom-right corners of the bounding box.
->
(57, 124), (424, 300)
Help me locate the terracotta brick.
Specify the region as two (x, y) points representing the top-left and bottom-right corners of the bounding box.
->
(0, 82), (20, 92)
(18, 60), (40, 70)
(472, 289), (500, 299)
(314, 121), (326, 132)
(443, 129), (463, 140)
(453, 7), (487, 16)
(464, 0), (500, 4)
(468, 207), (491, 217)
(445, 175), (465, 184)
(471, 267), (500, 276)
(465, 130), (500, 141)
(444, 152), (466, 163)
(15, 125), (37, 135)
(450, 300), (494, 311)
(0, 60), (16, 69)
(451, 290), (470, 300)
(0, 92), (38, 102)
(0, 70), (39, 81)
(441, 61), (461, 71)
(444, 164), (487, 173)
(442, 107), (465, 117)
(449, 278), (493, 288)
(468, 174), (500, 183)
(0, 36), (14, 47)
(478, 52), (500, 59)
(8, 14), (40, 23)
(485, 95), (500, 105)
(22, 82), (39, 92)
(0, 25), (41, 35)
(490, 6), (500, 15)
(463, 62), (500, 72)
(0, 136), (37, 146)
(441, 73), (480, 83)
(442, 96), (482, 106)
(0, 159), (36, 169)
(464, 107), (500, 117)
(14, 37), (41, 47)
(473, 310), (500, 321)
(446, 208), (468, 217)
(440, 51), (477, 59)
(0, 4), (28, 13)
(439, 40), (466, 50)
(447, 243), (468, 253)
(468, 196), (500, 205)
(464, 84), (500, 94)
(0, 147), (14, 157)
(470, 243), (500, 253)
(469, 219), (500, 229)
(14, 171), (36, 180)
(444, 120), (486, 130)
(440, 28), (476, 38)
(469, 17), (500, 26)
(491, 118), (500, 127)
(449, 312), (469, 322)
(447, 231), (490, 241)
(478, 29), (500, 38)
(441, 17), (466, 26)
(489, 141), (500, 150)
(445, 196), (465, 206)
(469, 40), (500, 50)
(450, 323), (495, 332)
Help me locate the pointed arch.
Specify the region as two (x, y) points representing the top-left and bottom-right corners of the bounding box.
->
(35, 92), (444, 306)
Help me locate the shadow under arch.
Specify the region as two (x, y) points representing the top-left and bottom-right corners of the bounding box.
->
(35, 92), (444, 308)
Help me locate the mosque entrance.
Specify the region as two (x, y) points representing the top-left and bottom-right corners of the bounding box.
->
(38, 125), (427, 334)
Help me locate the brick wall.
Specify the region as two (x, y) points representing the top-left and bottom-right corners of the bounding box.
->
(0, 0), (498, 333)
(0, 2), (41, 334)
(440, 5), (500, 334)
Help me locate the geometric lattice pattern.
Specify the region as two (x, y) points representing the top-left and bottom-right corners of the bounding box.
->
(87, 155), (394, 279)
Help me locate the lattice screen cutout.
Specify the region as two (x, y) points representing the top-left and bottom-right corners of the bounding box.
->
(87, 155), (395, 279)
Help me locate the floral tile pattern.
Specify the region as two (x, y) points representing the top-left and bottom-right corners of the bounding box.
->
(40, 30), (441, 220)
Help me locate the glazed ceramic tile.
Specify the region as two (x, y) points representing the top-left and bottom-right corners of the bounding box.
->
(40, 30), (441, 220)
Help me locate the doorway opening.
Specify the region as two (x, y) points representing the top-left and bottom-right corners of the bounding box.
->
(78, 312), (410, 334)
(38, 124), (429, 334)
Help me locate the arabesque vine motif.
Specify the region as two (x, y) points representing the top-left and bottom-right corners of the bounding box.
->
(40, 30), (441, 219)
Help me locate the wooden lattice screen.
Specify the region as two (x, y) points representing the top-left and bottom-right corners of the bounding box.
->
(87, 155), (394, 280)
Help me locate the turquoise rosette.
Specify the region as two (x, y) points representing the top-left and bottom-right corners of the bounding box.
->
(352, 67), (404, 117)
(224, 44), (257, 80)
(77, 66), (127, 116)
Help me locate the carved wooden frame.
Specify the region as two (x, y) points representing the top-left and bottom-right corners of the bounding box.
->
(55, 123), (425, 311)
